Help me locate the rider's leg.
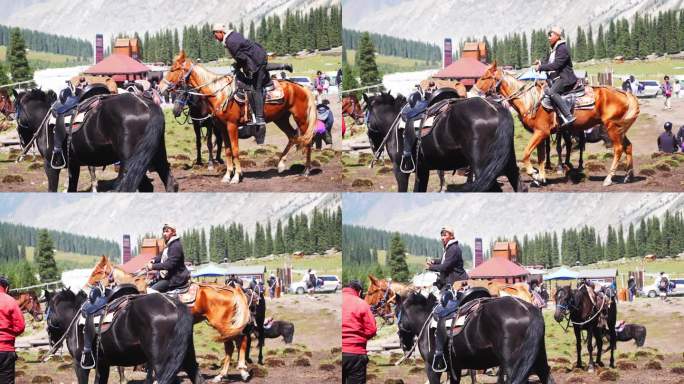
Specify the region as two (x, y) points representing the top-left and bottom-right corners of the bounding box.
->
(546, 81), (575, 127)
(251, 65), (268, 126)
(400, 118), (416, 173)
(52, 115), (67, 168)
(148, 279), (169, 294)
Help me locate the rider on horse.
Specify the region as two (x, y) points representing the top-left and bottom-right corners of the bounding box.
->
(425, 226), (469, 372)
(534, 26), (577, 128)
(212, 24), (292, 133)
(146, 223), (191, 293)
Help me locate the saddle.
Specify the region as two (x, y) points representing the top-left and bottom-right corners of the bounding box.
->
(397, 97), (460, 139)
(541, 84), (596, 113)
(164, 282), (198, 306)
(78, 293), (137, 334)
(49, 85), (111, 134)
(430, 297), (496, 338)
(233, 80), (284, 105)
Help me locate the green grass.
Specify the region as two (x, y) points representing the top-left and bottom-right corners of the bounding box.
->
(346, 49), (439, 76)
(24, 246), (100, 270)
(0, 46), (89, 70)
(206, 51), (340, 78)
(231, 252), (341, 280)
(576, 57), (684, 84)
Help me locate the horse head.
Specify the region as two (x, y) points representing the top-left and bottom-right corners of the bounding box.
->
(364, 92), (401, 153)
(553, 285), (574, 322)
(45, 288), (84, 346)
(159, 50), (194, 94)
(365, 275), (396, 324)
(86, 255), (114, 289)
(395, 291), (436, 353)
(473, 61), (504, 97)
(0, 88), (16, 120)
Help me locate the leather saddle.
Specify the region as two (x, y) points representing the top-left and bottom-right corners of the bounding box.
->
(164, 282), (198, 306)
(430, 288), (492, 336)
(78, 291), (138, 334)
(233, 79), (284, 105)
(49, 84), (111, 133)
(397, 89), (462, 138)
(541, 83), (595, 112)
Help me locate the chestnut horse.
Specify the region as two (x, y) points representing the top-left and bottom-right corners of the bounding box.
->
(87, 256), (252, 382)
(159, 51), (316, 184)
(473, 62), (640, 187)
(11, 290), (43, 321)
(342, 95), (364, 125)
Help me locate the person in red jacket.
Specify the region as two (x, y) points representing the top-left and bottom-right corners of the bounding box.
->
(342, 280), (377, 384)
(0, 276), (25, 384)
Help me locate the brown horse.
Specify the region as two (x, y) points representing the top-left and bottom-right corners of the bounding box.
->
(11, 291), (43, 321)
(87, 256), (252, 382)
(474, 62), (640, 187)
(159, 51), (316, 184)
(0, 89), (16, 119)
(342, 94), (364, 125)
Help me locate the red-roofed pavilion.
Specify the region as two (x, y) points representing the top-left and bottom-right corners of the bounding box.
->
(84, 54), (149, 83)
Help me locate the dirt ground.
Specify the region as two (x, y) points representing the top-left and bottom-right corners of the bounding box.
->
(0, 97), (343, 192)
(341, 97), (684, 192)
(364, 296), (684, 384)
(13, 292), (341, 383)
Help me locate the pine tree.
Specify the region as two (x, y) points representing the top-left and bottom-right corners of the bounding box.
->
(356, 32), (381, 86)
(626, 223), (637, 258)
(265, 221), (273, 256)
(586, 26), (595, 60)
(595, 25), (606, 59)
(35, 230), (59, 282)
(8, 28), (32, 81)
(617, 224), (626, 259)
(387, 233), (410, 282)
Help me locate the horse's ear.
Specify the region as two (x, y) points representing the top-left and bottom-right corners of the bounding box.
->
(362, 93), (369, 104)
(11, 88), (19, 101)
(368, 275), (378, 285)
(178, 50), (186, 61)
(491, 61), (498, 69)
(46, 90), (57, 104)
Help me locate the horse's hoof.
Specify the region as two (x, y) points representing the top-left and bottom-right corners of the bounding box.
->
(230, 174), (241, 184)
(221, 174), (231, 183)
(596, 361), (604, 368)
(239, 370), (250, 382)
(277, 161), (286, 173)
(211, 375), (223, 383)
(246, 358), (253, 364)
(603, 178), (613, 187)
(301, 169), (310, 177)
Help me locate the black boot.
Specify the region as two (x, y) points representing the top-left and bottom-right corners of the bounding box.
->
(81, 314), (96, 369)
(253, 87), (266, 127)
(51, 115), (66, 169)
(400, 120), (416, 173)
(550, 94), (576, 128)
(432, 317), (448, 372)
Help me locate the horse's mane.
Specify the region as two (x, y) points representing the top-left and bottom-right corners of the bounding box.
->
(403, 290), (436, 307)
(21, 88), (49, 103)
(188, 61), (233, 98)
(52, 288), (83, 305)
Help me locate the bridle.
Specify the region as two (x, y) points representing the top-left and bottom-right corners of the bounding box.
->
(367, 282), (397, 322)
(162, 60), (233, 99)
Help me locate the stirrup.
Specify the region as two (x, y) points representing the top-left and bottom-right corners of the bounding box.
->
(80, 350), (96, 369)
(400, 155), (415, 174)
(50, 151), (66, 170)
(431, 352), (448, 373)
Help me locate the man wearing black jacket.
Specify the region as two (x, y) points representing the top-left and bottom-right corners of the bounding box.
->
(147, 223), (191, 293)
(535, 26), (578, 127)
(425, 226), (468, 372)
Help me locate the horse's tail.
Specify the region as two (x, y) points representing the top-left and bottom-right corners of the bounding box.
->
(297, 86), (316, 147)
(461, 100), (515, 192)
(118, 103), (165, 192)
(157, 300), (194, 384)
(511, 303), (546, 383)
(212, 287), (252, 342)
(616, 91), (640, 136)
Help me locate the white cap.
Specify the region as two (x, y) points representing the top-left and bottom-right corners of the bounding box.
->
(549, 26), (563, 37)
(440, 226), (455, 235)
(212, 23), (226, 33)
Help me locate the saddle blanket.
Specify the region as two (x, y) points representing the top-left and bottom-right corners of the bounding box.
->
(78, 312), (114, 326)
(398, 116), (435, 130)
(173, 283), (199, 305)
(542, 86), (596, 111)
(234, 80), (284, 104)
(430, 315), (466, 329)
(48, 112), (86, 128)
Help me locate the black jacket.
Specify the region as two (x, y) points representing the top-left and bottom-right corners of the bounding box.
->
(658, 131), (679, 153)
(428, 240), (468, 286)
(539, 41), (577, 87)
(151, 237), (191, 289)
(223, 31), (267, 76)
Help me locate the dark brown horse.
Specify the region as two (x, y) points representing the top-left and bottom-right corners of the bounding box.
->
(159, 51), (316, 184)
(554, 285), (617, 370)
(12, 290), (43, 321)
(474, 62), (639, 187)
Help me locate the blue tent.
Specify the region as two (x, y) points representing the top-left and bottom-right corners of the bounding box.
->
(544, 266), (579, 281)
(191, 263), (228, 277)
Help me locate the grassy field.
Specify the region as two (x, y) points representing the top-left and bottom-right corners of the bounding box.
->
(24, 246), (101, 270)
(0, 46), (89, 69)
(345, 49), (439, 76)
(576, 57), (684, 82)
(206, 50), (340, 78)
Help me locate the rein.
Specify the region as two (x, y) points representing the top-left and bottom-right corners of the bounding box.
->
(394, 304), (436, 366)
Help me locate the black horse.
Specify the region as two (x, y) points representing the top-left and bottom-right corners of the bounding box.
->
(11, 89), (177, 192)
(259, 320), (295, 343)
(45, 289), (202, 384)
(554, 285), (617, 370)
(395, 292), (553, 384)
(172, 90), (223, 168)
(544, 126), (612, 173)
(364, 92), (522, 192)
(244, 283), (266, 365)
